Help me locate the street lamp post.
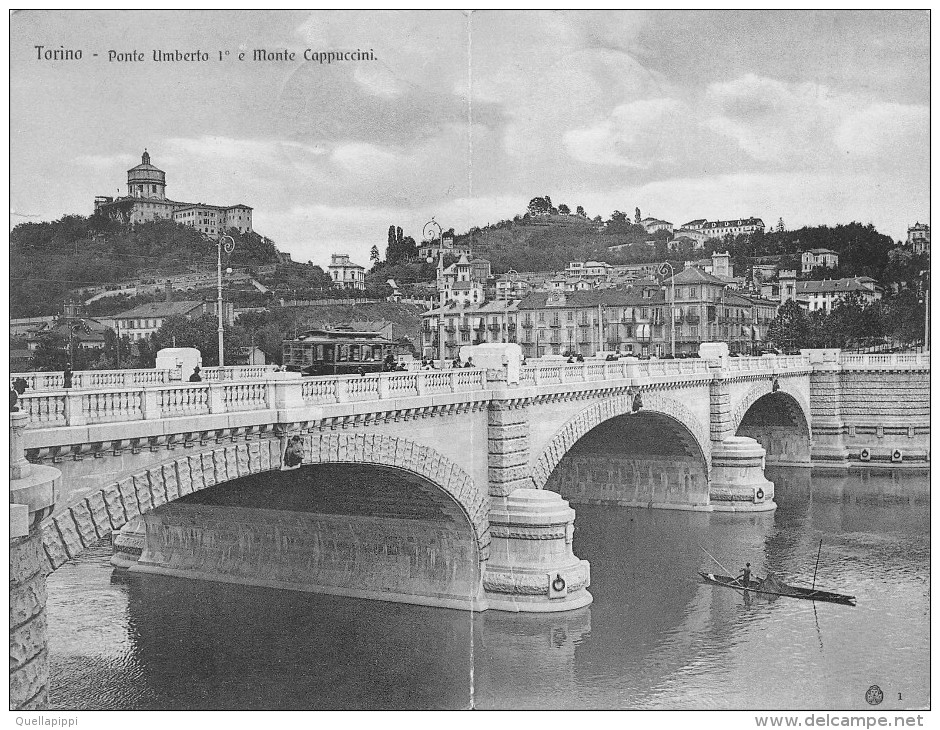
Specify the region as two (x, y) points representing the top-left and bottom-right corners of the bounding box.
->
(659, 262), (676, 357)
(217, 235), (235, 366)
(424, 219), (445, 367)
(503, 269), (517, 343)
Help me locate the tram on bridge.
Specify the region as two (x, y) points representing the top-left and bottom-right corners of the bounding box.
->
(282, 327), (396, 376)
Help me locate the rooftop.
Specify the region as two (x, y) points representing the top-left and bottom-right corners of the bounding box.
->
(113, 300), (206, 319)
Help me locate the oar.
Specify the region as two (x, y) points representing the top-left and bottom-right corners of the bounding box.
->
(812, 538), (823, 592)
(700, 545), (747, 589)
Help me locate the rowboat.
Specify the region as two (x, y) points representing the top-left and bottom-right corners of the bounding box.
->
(699, 572), (857, 606)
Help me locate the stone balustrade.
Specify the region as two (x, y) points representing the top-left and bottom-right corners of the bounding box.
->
(14, 352), (924, 433)
(838, 352), (930, 369)
(11, 364), (281, 391)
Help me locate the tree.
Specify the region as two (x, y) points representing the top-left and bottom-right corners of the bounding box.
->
(150, 314), (247, 367)
(526, 196), (551, 216)
(28, 332), (70, 371)
(767, 300), (810, 352)
(635, 207), (641, 224)
(557, 204), (570, 215)
(777, 217), (786, 233)
(576, 205), (585, 217)
(369, 244), (380, 264)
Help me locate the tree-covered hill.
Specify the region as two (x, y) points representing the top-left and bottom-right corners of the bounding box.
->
(10, 215), (281, 317)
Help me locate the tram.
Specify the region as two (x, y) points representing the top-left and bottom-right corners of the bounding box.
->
(282, 327), (396, 376)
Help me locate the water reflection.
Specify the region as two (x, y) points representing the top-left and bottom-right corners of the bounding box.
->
(47, 467), (930, 710)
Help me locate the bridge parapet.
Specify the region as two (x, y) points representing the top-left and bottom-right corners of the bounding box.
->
(12, 364), (282, 391)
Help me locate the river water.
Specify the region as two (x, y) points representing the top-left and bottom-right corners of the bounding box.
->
(46, 467), (929, 711)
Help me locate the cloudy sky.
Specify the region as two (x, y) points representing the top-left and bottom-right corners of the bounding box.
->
(10, 10), (929, 267)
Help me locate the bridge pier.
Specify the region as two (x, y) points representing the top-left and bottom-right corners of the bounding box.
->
(708, 436), (775, 512)
(483, 489), (592, 612)
(10, 412), (60, 710)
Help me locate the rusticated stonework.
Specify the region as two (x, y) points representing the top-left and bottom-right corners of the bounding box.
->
(530, 390), (711, 490)
(39, 433), (490, 574)
(731, 378), (812, 436)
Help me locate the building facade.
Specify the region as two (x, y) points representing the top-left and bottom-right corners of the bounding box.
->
(665, 266), (779, 355)
(328, 254), (367, 290)
(700, 217), (765, 240)
(801, 248), (840, 274)
(421, 300), (520, 361)
(94, 151), (253, 239)
(517, 285), (666, 358)
(109, 300), (234, 342)
(907, 222), (930, 255)
(796, 277), (884, 312)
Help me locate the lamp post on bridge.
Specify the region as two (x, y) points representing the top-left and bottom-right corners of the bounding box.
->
(502, 269), (517, 343)
(217, 235), (236, 367)
(424, 218), (445, 368)
(660, 262), (676, 357)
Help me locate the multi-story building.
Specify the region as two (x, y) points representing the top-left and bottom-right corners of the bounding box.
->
(640, 217), (674, 234)
(760, 270), (800, 306)
(565, 260), (613, 281)
(94, 150), (253, 239)
(801, 248), (839, 274)
(796, 277), (883, 312)
(494, 275), (531, 301)
(907, 222), (930, 255)
(418, 232), (473, 260)
(516, 284), (667, 358)
(327, 253), (367, 290)
(664, 266), (779, 355)
(421, 300), (521, 361)
(108, 300), (234, 342)
(700, 217), (765, 240)
(439, 254), (485, 305)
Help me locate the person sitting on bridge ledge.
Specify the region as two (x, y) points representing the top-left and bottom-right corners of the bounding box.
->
(576, 353), (584, 363)
(189, 366), (202, 382)
(567, 356), (574, 363)
(453, 356), (462, 369)
(464, 357), (474, 368)
(63, 364), (73, 389)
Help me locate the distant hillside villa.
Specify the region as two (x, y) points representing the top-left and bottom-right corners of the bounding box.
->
(94, 150), (253, 239)
(327, 254), (366, 290)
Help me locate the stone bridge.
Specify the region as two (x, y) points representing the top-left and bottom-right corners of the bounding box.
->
(9, 349), (929, 708)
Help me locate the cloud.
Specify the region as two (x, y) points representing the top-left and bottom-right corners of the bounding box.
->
(74, 153), (130, 171)
(563, 98), (691, 168)
(702, 74), (844, 164)
(834, 102), (928, 163)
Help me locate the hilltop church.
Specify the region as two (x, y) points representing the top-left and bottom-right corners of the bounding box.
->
(94, 150), (253, 239)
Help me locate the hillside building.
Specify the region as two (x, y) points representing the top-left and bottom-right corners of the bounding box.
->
(328, 254), (366, 290)
(94, 150), (253, 239)
(907, 222), (930, 255)
(796, 277), (883, 312)
(801, 248), (839, 274)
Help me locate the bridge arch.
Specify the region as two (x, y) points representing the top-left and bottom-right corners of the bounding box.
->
(732, 381), (812, 465)
(39, 432), (489, 573)
(731, 378), (811, 436)
(531, 390), (711, 491)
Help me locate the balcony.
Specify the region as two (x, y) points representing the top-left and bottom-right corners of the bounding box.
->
(687, 314), (700, 325)
(458, 324), (471, 332)
(488, 324), (502, 332)
(444, 326), (456, 333)
(521, 322), (533, 329)
(549, 322), (562, 328)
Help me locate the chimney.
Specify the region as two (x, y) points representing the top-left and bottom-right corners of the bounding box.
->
(165, 280), (173, 302)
